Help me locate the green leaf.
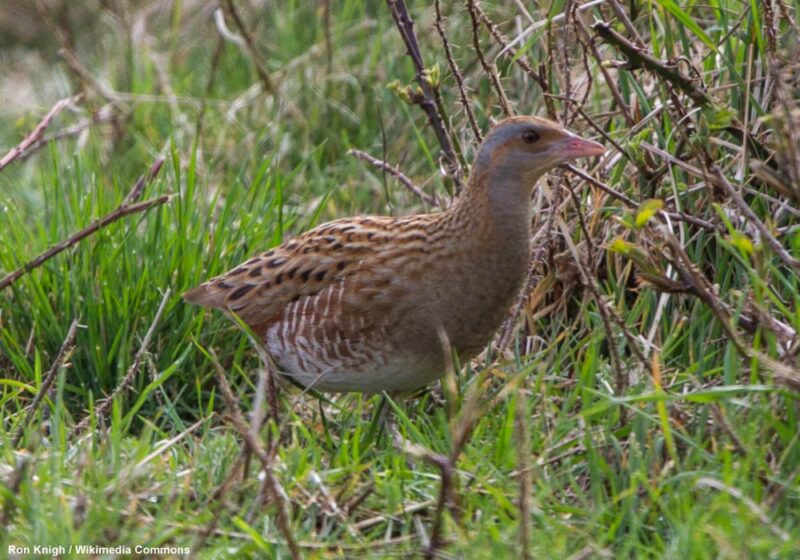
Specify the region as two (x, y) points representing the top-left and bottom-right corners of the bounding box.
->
(635, 199), (664, 228)
(422, 64), (440, 88)
(729, 231), (754, 255)
(703, 105), (736, 130)
(609, 237), (637, 254)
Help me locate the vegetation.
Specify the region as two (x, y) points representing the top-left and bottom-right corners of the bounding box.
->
(2, 0), (799, 557)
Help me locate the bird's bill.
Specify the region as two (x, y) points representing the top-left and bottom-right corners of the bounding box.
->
(556, 134), (606, 159)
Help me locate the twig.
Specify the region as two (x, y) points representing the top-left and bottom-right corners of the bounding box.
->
(390, 369), (492, 558)
(559, 0), (577, 124)
(196, 36), (225, 138)
(692, 378), (748, 454)
(12, 319), (80, 447)
(557, 215), (651, 390)
(70, 288), (171, 438)
(592, 22), (712, 107)
(213, 6), (245, 47)
(58, 47), (118, 106)
(210, 352), (301, 560)
(563, 163), (718, 231)
(468, 0), (554, 117)
(0, 95), (82, 173)
(574, 15), (636, 127)
(215, 3), (303, 124)
(658, 228), (800, 389)
(706, 162), (800, 270)
(109, 415), (212, 487)
(395, 439), (458, 559)
(13, 104), (116, 165)
(434, 0), (482, 142)
(352, 500), (435, 531)
(322, 0), (334, 79)
(348, 149), (440, 207)
(563, 163), (637, 207)
(423, 452), (456, 559)
(497, 0), (608, 59)
(385, 0), (463, 189)
(466, 0), (512, 117)
(638, 138), (773, 198)
(220, 1), (277, 96)
(0, 158), (167, 292)
(264, 361), (281, 434)
(606, 0), (645, 47)
(428, 368), (496, 557)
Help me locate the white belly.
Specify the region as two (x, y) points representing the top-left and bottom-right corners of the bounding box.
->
(265, 325), (440, 393)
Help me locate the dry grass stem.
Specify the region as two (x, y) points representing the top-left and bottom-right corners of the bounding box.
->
(209, 352), (301, 560)
(12, 319), (80, 447)
(0, 94), (82, 172)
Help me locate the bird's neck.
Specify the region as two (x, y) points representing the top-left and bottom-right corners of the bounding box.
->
(428, 161), (542, 357)
(447, 160), (542, 242)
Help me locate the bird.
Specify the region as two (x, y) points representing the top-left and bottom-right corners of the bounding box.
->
(184, 116), (604, 394)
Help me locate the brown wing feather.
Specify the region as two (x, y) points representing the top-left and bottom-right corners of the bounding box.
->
(182, 215), (430, 328)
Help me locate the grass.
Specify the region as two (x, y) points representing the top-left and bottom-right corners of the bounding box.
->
(2, 0), (800, 557)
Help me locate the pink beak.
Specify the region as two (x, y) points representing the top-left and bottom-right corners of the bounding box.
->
(559, 135), (606, 158)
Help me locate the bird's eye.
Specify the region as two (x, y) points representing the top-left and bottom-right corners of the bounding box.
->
(521, 130), (539, 144)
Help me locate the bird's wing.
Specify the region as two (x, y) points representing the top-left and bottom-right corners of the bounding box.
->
(183, 215), (429, 328)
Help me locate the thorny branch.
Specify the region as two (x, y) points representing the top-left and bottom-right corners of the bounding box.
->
(434, 0), (482, 142)
(220, 1), (277, 96)
(467, 0), (512, 117)
(656, 228), (800, 389)
(12, 319), (80, 447)
(0, 194), (171, 292)
(592, 21), (712, 107)
(0, 158), (168, 292)
(386, 0), (464, 190)
(706, 161), (800, 270)
(0, 94), (82, 173)
(468, 0), (555, 118)
(348, 149), (440, 207)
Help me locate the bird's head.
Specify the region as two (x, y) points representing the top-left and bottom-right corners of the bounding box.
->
(475, 116), (605, 181)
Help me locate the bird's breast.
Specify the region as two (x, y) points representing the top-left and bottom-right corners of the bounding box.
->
(431, 223), (531, 359)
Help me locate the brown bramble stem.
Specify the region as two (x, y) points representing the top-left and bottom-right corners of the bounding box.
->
(706, 161), (800, 270)
(434, 0), (483, 142)
(466, 0), (512, 117)
(592, 21), (712, 107)
(658, 229), (800, 389)
(0, 158), (167, 292)
(0, 95), (82, 173)
(221, 0), (277, 96)
(348, 149), (440, 207)
(386, 0), (464, 190)
(468, 0), (555, 118)
(12, 319), (79, 447)
(563, 163), (718, 231)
